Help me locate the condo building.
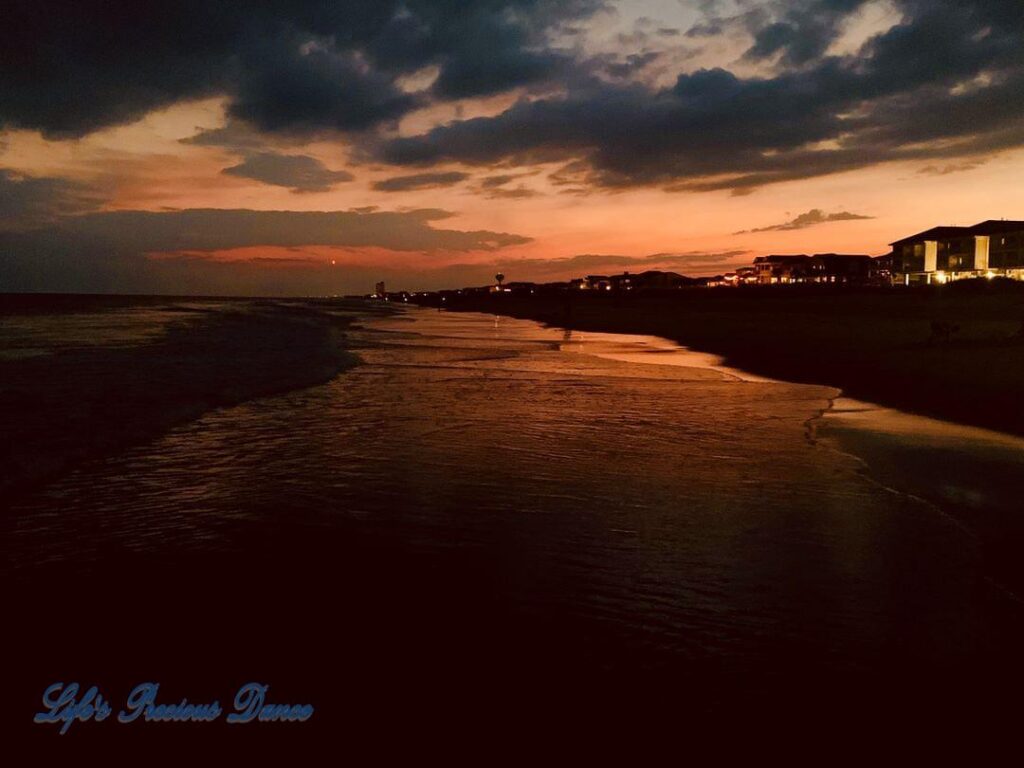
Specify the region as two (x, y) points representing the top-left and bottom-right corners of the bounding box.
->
(890, 220), (1024, 284)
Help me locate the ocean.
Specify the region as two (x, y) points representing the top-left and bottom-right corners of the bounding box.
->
(4, 297), (1024, 741)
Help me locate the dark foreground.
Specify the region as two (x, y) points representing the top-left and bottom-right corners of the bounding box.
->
(424, 282), (1024, 436)
(0, 294), (365, 498)
(4, 296), (1024, 756)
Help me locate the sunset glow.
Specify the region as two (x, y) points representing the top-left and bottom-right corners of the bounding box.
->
(3, 1), (1023, 294)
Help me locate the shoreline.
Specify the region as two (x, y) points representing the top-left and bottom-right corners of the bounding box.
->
(402, 299), (1024, 595)
(423, 286), (1024, 438)
(0, 298), (382, 500)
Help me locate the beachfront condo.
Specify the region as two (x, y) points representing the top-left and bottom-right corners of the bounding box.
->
(891, 220), (1024, 284)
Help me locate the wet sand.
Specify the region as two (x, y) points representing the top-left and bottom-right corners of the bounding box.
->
(434, 290), (1024, 593)
(817, 398), (1024, 599)
(428, 284), (1024, 436)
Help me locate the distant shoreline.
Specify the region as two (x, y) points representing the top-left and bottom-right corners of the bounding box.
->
(0, 297), (380, 500)
(423, 285), (1024, 437)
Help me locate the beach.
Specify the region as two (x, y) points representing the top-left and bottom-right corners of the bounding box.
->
(426, 284), (1024, 436)
(5, 303), (1024, 744)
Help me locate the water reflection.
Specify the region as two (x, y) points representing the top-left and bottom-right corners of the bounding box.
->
(0, 301), (222, 360)
(6, 306), (1024, 720)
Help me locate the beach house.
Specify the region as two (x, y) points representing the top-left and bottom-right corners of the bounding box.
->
(805, 254), (876, 284)
(753, 255), (810, 284)
(890, 220), (1024, 284)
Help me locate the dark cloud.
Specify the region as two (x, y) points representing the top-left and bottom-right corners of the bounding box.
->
(918, 160), (988, 176)
(0, 1), (603, 138)
(368, 1), (600, 99)
(744, 1), (870, 67)
(380, 0), (1024, 192)
(222, 152), (354, 193)
(480, 186), (540, 199)
(685, 3), (770, 40)
(37, 207), (530, 252)
(6, 0), (1024, 200)
(479, 174), (522, 189)
(428, 32), (569, 100)
(0, 207), (532, 293)
(734, 208), (873, 234)
(601, 51), (663, 79)
(181, 121), (273, 152)
(471, 173), (540, 198)
(227, 42), (417, 133)
(0, 169), (103, 230)
(373, 171), (470, 192)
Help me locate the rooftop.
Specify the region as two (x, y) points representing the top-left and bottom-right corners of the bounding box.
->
(890, 226), (974, 246)
(891, 220), (1024, 246)
(972, 220), (1024, 235)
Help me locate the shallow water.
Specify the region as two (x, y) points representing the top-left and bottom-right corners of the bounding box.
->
(0, 301), (221, 360)
(5, 304), (1024, 726)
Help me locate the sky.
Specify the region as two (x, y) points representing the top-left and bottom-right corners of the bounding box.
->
(2, 0), (1023, 295)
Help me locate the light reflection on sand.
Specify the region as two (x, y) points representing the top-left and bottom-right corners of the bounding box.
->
(560, 330), (783, 383)
(405, 309), (1024, 529)
(826, 397), (1024, 451)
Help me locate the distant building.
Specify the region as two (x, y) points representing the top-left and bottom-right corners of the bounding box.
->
(503, 281), (537, 295)
(609, 272), (634, 291)
(575, 274), (611, 290)
(753, 255), (810, 284)
(708, 269), (758, 287)
(569, 271), (690, 291)
(631, 270), (689, 289)
(805, 254), (876, 284)
(987, 222), (1024, 276)
(535, 281), (570, 294)
(375, 281), (386, 298)
(735, 266), (758, 285)
(890, 220), (1024, 284)
(873, 253), (893, 284)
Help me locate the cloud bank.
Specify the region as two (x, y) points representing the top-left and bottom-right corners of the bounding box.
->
(379, 1), (1024, 192)
(0, 169), (103, 229)
(0, 1), (603, 138)
(0, 205), (532, 293)
(734, 208), (873, 234)
(373, 172), (470, 192)
(3, 1), (1021, 197)
(222, 152), (354, 193)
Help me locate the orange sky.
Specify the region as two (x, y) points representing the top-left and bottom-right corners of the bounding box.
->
(3, 1), (1023, 294)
